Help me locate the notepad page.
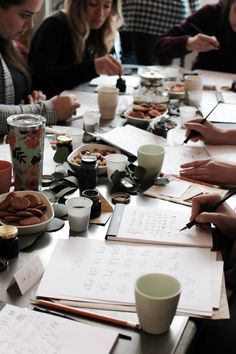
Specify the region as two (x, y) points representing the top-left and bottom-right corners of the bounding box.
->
(0, 304), (118, 354)
(116, 206), (212, 248)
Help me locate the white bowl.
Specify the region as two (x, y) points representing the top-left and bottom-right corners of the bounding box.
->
(124, 107), (168, 127)
(164, 82), (185, 99)
(0, 191), (54, 235)
(67, 144), (121, 175)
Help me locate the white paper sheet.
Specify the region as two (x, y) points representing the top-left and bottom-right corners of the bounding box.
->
(207, 103), (236, 123)
(205, 144), (236, 163)
(0, 304), (118, 354)
(98, 125), (166, 156)
(37, 238), (221, 316)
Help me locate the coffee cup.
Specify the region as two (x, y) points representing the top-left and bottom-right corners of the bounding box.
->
(65, 197), (93, 233)
(179, 106), (197, 128)
(184, 75), (203, 105)
(105, 154), (128, 182)
(135, 273), (181, 334)
(97, 86), (119, 120)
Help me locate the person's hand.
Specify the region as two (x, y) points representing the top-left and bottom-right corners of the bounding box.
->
(191, 193), (236, 238)
(94, 54), (123, 76)
(185, 119), (225, 144)
(27, 90), (46, 103)
(186, 33), (220, 52)
(50, 94), (80, 121)
(180, 158), (236, 185)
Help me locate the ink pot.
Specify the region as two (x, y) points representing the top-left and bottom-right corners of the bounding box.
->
(0, 225), (19, 259)
(82, 189), (101, 219)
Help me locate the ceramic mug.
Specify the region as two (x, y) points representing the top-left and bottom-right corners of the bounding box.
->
(97, 86), (119, 120)
(137, 144), (165, 180)
(0, 160), (12, 194)
(135, 273), (181, 334)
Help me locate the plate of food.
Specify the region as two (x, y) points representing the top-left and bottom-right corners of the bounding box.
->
(164, 82), (185, 99)
(68, 144), (121, 175)
(124, 102), (168, 126)
(0, 191), (54, 235)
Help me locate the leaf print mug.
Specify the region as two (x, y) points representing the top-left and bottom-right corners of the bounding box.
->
(7, 114), (46, 191)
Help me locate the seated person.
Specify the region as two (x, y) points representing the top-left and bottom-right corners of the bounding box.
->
(180, 119), (236, 185)
(155, 0), (236, 73)
(28, 0), (123, 98)
(0, 0), (80, 134)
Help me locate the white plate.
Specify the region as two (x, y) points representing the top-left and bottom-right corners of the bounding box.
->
(124, 107), (168, 126)
(68, 144), (121, 175)
(0, 191), (54, 235)
(164, 82), (185, 99)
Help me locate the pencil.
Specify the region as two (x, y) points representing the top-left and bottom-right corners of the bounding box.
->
(180, 189), (236, 231)
(31, 299), (141, 330)
(174, 175), (220, 189)
(183, 101), (220, 144)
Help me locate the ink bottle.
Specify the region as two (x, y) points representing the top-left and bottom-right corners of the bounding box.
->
(0, 225), (19, 259)
(78, 156), (97, 192)
(56, 135), (73, 154)
(82, 189), (101, 219)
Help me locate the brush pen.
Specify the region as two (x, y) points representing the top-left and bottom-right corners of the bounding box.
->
(180, 189), (236, 231)
(183, 101), (220, 144)
(31, 299), (141, 330)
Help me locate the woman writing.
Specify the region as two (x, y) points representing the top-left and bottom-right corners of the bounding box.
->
(28, 0), (123, 98)
(0, 0), (80, 134)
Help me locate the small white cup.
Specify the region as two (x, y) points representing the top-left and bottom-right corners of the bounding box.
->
(83, 111), (100, 133)
(184, 75), (203, 104)
(105, 154), (128, 182)
(179, 106), (197, 128)
(65, 127), (84, 150)
(188, 90), (202, 107)
(135, 273), (181, 335)
(137, 144), (165, 179)
(65, 197), (93, 232)
(97, 86), (119, 120)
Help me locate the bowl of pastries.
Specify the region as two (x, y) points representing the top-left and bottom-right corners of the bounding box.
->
(0, 191), (54, 235)
(68, 144), (121, 175)
(164, 82), (185, 99)
(124, 102), (168, 126)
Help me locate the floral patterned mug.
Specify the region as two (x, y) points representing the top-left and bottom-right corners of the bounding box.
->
(7, 114), (46, 191)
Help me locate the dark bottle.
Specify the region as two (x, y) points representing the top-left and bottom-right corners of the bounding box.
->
(78, 155), (97, 192)
(82, 189), (101, 219)
(56, 135), (73, 154)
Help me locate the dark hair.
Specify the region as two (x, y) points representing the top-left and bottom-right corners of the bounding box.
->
(0, 0), (31, 92)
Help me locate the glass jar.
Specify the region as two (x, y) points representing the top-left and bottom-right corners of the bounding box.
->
(78, 156), (97, 192)
(56, 135), (73, 154)
(0, 225), (19, 259)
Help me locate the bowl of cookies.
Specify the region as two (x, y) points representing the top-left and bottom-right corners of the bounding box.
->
(0, 191), (54, 235)
(124, 102), (168, 126)
(164, 82), (185, 99)
(68, 144), (121, 175)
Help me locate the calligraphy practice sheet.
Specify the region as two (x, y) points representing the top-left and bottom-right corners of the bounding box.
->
(107, 205), (212, 248)
(37, 238), (222, 316)
(0, 304), (118, 354)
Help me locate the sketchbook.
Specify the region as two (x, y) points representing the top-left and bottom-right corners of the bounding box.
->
(0, 303), (118, 354)
(106, 204), (212, 248)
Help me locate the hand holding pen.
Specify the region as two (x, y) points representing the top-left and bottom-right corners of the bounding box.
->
(180, 191), (236, 232)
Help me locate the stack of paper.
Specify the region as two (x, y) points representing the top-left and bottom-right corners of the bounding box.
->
(36, 238), (226, 318)
(0, 303), (118, 354)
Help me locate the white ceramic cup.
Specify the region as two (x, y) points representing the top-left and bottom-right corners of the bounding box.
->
(65, 197), (93, 232)
(105, 154), (128, 182)
(65, 127), (84, 150)
(97, 86), (119, 120)
(179, 106), (197, 128)
(137, 144), (165, 179)
(184, 75), (203, 104)
(187, 90), (202, 107)
(83, 111), (100, 133)
(135, 273), (181, 335)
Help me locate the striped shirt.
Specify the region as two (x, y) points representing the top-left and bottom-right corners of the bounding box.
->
(0, 53), (57, 134)
(121, 0), (201, 36)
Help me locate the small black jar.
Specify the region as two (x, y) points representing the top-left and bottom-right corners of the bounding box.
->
(0, 225), (19, 259)
(82, 189), (101, 219)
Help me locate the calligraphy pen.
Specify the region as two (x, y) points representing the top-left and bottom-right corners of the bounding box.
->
(183, 101), (220, 144)
(180, 189), (236, 231)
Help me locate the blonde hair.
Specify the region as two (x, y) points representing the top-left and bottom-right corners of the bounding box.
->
(64, 0), (123, 62)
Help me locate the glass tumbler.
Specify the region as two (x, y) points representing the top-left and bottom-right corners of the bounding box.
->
(7, 114), (46, 191)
